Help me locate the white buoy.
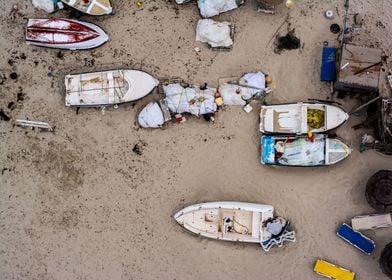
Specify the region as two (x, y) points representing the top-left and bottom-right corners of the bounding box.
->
(325, 10), (334, 19)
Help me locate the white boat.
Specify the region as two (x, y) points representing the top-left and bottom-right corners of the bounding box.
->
(259, 102), (349, 134)
(26, 18), (108, 50)
(65, 70), (159, 107)
(61, 0), (112, 15)
(174, 201), (296, 251)
(261, 134), (351, 167)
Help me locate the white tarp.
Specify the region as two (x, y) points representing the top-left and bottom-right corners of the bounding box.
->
(138, 102), (165, 128)
(196, 19), (233, 48)
(219, 84), (248, 106)
(197, 0), (243, 18)
(164, 84), (217, 116)
(239, 72), (266, 91)
(219, 72), (266, 106)
(32, 0), (61, 13)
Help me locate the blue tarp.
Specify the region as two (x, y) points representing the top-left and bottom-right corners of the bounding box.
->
(261, 135), (275, 164)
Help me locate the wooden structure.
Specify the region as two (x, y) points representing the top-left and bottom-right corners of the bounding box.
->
(335, 44), (382, 94)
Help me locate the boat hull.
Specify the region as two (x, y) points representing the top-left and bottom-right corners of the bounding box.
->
(174, 201), (274, 243)
(260, 134), (351, 167)
(260, 102), (349, 134)
(26, 18), (108, 50)
(65, 70), (159, 107)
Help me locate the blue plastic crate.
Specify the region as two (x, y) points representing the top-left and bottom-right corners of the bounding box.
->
(320, 47), (337, 81)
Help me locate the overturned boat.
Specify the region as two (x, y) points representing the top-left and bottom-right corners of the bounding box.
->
(65, 70), (159, 107)
(260, 102), (349, 134)
(61, 0), (112, 15)
(26, 18), (108, 50)
(174, 201), (296, 251)
(261, 134), (351, 166)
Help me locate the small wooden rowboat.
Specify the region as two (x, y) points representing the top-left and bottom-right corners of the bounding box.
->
(26, 18), (108, 50)
(261, 134), (351, 167)
(61, 0), (112, 15)
(65, 70), (159, 107)
(260, 102), (349, 134)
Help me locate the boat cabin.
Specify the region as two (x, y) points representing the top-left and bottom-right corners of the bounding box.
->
(65, 70), (128, 106)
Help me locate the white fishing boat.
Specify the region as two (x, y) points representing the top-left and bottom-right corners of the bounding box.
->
(174, 201), (296, 251)
(65, 70), (159, 107)
(261, 134), (351, 167)
(61, 0), (112, 16)
(260, 102), (349, 134)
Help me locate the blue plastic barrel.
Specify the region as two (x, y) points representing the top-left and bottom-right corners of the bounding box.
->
(320, 47), (337, 81)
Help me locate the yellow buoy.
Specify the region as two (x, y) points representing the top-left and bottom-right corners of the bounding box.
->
(286, 0), (294, 8)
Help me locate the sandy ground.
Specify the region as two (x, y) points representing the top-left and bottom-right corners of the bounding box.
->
(1, 0), (392, 279)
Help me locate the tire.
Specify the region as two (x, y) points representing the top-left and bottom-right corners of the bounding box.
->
(380, 242), (392, 278)
(365, 170), (392, 212)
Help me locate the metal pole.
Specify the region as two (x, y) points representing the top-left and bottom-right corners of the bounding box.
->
(342, 0), (350, 47)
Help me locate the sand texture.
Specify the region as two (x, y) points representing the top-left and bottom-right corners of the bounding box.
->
(0, 0), (392, 279)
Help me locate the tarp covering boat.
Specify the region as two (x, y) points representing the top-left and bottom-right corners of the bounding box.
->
(61, 0), (112, 15)
(137, 82), (217, 129)
(196, 19), (233, 48)
(198, 0), (244, 18)
(174, 201), (296, 251)
(219, 72), (266, 105)
(32, 0), (63, 13)
(164, 83), (217, 116)
(176, 0), (244, 18)
(138, 102), (165, 128)
(65, 70), (159, 107)
(26, 18), (108, 50)
(259, 102), (349, 134)
(261, 134), (351, 166)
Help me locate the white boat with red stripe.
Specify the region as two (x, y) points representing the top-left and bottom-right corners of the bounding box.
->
(26, 18), (108, 50)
